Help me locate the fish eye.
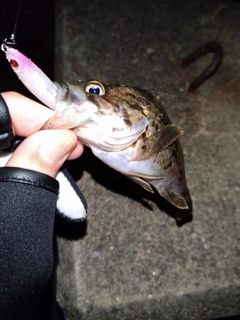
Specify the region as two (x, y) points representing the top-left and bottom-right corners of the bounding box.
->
(84, 81), (105, 95)
(89, 86), (101, 95)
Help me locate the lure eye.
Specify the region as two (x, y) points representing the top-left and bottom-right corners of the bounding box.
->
(84, 81), (105, 95)
(10, 59), (18, 68)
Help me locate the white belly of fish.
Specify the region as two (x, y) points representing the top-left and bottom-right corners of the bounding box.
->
(90, 145), (162, 178)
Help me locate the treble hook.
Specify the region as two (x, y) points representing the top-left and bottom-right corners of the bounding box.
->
(1, 34), (17, 52)
(182, 42), (223, 92)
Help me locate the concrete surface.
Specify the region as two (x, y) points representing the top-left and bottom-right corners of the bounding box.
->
(47, 0), (240, 319)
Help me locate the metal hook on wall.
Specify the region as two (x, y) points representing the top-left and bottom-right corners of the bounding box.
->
(182, 42), (223, 92)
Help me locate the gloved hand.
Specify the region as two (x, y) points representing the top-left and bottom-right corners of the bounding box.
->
(0, 92), (87, 222)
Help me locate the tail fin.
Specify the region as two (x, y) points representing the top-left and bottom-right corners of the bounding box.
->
(160, 188), (189, 209)
(153, 182), (193, 221)
(174, 186), (192, 221)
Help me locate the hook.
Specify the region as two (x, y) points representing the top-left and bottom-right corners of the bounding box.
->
(182, 42), (223, 92)
(1, 34), (16, 52)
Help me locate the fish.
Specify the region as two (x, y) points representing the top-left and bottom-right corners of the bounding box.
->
(2, 45), (192, 220)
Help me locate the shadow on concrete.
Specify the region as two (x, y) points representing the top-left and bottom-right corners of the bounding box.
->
(55, 215), (88, 240)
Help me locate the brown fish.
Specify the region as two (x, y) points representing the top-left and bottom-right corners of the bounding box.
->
(3, 48), (192, 220)
(44, 80), (192, 220)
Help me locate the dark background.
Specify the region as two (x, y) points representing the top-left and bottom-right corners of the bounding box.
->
(0, 0), (54, 98)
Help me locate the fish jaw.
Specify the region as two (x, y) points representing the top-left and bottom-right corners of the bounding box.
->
(4, 48), (58, 110)
(73, 115), (148, 151)
(43, 83), (149, 152)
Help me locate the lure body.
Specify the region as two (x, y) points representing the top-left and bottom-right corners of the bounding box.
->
(4, 48), (58, 110)
(3, 47), (192, 219)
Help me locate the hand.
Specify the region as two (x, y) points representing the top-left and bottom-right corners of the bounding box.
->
(1, 92), (84, 178)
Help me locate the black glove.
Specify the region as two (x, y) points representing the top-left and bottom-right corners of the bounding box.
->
(0, 94), (14, 149)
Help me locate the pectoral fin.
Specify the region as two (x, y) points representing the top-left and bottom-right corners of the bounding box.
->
(131, 124), (183, 161)
(160, 188), (189, 209)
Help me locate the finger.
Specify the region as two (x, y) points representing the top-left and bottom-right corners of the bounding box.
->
(67, 141), (84, 160)
(1, 91), (84, 160)
(6, 130), (80, 178)
(1, 91), (53, 136)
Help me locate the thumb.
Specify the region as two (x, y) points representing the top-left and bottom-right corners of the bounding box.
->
(6, 130), (77, 178)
